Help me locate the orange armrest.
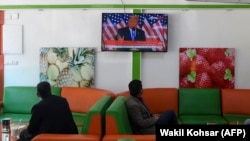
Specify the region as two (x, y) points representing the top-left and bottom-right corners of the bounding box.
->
(31, 134), (100, 141)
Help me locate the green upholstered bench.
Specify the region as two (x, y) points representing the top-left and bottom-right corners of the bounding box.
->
(60, 87), (114, 134)
(221, 89), (250, 125)
(0, 86), (61, 123)
(81, 95), (113, 135)
(105, 96), (132, 134)
(32, 92), (114, 141)
(178, 88), (227, 125)
(103, 96), (155, 141)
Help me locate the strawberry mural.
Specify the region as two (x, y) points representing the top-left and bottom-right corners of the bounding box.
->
(179, 48), (235, 88)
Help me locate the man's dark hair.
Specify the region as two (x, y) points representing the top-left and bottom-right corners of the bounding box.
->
(128, 80), (142, 96)
(37, 81), (52, 99)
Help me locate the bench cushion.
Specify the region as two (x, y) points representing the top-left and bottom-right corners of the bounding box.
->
(0, 86), (61, 123)
(221, 89), (250, 124)
(178, 88), (227, 124)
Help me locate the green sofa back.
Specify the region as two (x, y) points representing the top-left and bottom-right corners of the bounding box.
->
(3, 86), (61, 114)
(179, 88), (221, 115)
(81, 95), (113, 136)
(105, 96), (133, 134)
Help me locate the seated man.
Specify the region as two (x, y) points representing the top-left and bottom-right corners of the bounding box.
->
(18, 81), (78, 141)
(125, 79), (178, 134)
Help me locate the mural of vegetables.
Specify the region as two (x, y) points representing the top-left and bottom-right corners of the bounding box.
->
(179, 48), (235, 88)
(40, 47), (95, 87)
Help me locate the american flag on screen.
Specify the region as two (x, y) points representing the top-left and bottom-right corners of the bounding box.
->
(102, 13), (168, 47)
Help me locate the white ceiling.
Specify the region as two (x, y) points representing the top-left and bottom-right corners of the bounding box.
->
(185, 0), (250, 4)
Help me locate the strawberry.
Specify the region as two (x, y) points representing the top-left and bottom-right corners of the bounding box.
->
(184, 49), (211, 76)
(180, 48), (193, 53)
(206, 48), (227, 64)
(192, 54), (211, 76)
(194, 72), (212, 88)
(179, 48), (187, 53)
(224, 48), (235, 76)
(211, 61), (227, 88)
(179, 52), (191, 77)
(179, 72), (195, 88)
(224, 77), (235, 89)
(196, 48), (210, 59)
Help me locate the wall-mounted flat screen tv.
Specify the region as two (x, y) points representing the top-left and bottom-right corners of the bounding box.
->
(101, 13), (168, 52)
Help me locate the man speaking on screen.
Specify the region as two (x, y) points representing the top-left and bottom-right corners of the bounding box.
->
(116, 15), (146, 41)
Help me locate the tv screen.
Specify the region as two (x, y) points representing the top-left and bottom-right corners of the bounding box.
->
(101, 13), (168, 52)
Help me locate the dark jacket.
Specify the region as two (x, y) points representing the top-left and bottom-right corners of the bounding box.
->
(116, 27), (146, 41)
(125, 96), (156, 134)
(27, 95), (78, 136)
